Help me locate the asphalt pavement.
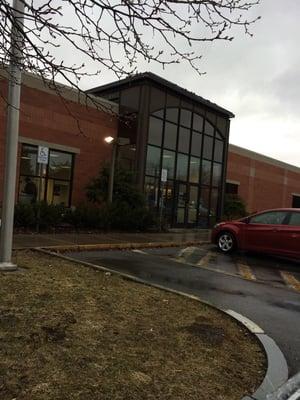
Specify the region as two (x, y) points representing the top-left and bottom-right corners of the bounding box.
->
(67, 245), (300, 376)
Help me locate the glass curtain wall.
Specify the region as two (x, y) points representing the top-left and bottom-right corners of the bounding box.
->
(145, 91), (226, 227)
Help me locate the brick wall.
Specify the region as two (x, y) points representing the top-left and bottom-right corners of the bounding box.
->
(0, 75), (118, 206)
(227, 145), (300, 213)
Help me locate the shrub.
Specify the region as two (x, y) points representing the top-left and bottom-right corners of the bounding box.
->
(14, 203), (36, 229)
(64, 204), (109, 230)
(14, 202), (66, 231)
(85, 164), (158, 231)
(34, 202), (65, 230)
(86, 165), (145, 208)
(223, 194), (247, 220)
(108, 201), (157, 231)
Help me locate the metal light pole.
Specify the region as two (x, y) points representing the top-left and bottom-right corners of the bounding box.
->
(107, 142), (117, 204)
(104, 136), (130, 204)
(0, 0), (25, 271)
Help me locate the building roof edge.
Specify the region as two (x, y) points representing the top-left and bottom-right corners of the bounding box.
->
(229, 143), (300, 173)
(87, 72), (234, 118)
(0, 68), (118, 114)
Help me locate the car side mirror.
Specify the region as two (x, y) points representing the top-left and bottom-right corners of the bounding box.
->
(243, 217), (251, 224)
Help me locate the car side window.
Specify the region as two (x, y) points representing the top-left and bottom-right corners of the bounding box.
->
(288, 212), (300, 226)
(250, 211), (288, 225)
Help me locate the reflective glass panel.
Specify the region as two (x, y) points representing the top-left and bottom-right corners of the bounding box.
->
(19, 176), (45, 204)
(188, 186), (198, 223)
(49, 151), (72, 180)
(47, 179), (70, 206)
(166, 94), (180, 108)
(146, 145), (161, 177)
(177, 183), (187, 207)
(204, 120), (214, 136)
(152, 109), (164, 118)
(192, 114), (204, 132)
(217, 117), (227, 136)
(162, 150), (176, 179)
(178, 127), (190, 153)
(216, 131), (223, 140)
(162, 181), (174, 224)
(176, 153), (189, 181)
(177, 208), (185, 224)
(212, 163), (222, 187)
(145, 176), (159, 208)
(176, 184), (187, 224)
(165, 107), (179, 123)
(201, 159), (211, 185)
(189, 157), (200, 183)
(206, 112), (216, 126)
(202, 135), (214, 160)
(191, 131), (202, 157)
(164, 122), (177, 150)
(20, 145), (38, 176)
(199, 187), (210, 217)
(148, 116), (163, 146)
(210, 188), (219, 218)
(180, 109), (192, 128)
(150, 87), (165, 113)
(120, 87), (140, 111)
(214, 139), (224, 162)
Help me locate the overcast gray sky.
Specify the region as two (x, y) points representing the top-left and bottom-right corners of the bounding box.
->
(78, 0), (299, 167)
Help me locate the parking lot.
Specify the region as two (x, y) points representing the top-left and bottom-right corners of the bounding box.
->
(140, 245), (300, 293)
(67, 244), (300, 374)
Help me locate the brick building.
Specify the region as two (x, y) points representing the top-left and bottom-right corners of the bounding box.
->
(226, 144), (300, 213)
(0, 70), (117, 207)
(0, 70), (299, 227)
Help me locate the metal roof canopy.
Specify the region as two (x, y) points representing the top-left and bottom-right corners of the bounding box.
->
(87, 72), (235, 119)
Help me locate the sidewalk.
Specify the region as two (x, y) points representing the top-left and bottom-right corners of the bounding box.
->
(13, 230), (211, 250)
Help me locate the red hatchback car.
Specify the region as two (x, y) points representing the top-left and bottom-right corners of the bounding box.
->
(211, 208), (300, 259)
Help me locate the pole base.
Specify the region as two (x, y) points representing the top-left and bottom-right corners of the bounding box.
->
(0, 262), (18, 272)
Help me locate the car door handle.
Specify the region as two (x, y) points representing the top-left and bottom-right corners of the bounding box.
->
(272, 229), (278, 232)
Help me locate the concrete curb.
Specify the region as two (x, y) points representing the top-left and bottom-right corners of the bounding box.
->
(34, 240), (210, 253)
(266, 372), (300, 400)
(32, 247), (289, 400)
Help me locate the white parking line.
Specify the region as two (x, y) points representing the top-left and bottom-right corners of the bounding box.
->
(176, 246), (199, 263)
(132, 249), (148, 255)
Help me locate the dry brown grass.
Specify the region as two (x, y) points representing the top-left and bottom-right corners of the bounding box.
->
(0, 250), (266, 400)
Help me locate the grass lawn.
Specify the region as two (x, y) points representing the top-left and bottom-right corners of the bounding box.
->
(0, 250), (265, 400)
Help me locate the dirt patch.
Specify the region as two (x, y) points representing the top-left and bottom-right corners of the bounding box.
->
(0, 250), (266, 400)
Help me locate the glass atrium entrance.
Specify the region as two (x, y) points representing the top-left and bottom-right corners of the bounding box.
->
(88, 73), (233, 228)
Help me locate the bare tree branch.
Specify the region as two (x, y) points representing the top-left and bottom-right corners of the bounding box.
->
(0, 0), (261, 113)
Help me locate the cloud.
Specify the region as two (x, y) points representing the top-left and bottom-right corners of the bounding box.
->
(52, 0), (300, 168)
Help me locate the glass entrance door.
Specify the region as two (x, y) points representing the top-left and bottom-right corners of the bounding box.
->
(188, 185), (198, 225)
(175, 183), (187, 226)
(174, 183), (201, 227)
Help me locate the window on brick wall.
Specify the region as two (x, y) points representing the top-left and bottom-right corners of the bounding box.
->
(292, 195), (300, 208)
(19, 144), (74, 206)
(225, 182), (239, 195)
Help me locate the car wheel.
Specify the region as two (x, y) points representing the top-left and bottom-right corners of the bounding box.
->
(217, 231), (236, 253)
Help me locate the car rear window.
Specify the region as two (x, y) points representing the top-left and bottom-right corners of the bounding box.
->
(289, 212), (300, 226)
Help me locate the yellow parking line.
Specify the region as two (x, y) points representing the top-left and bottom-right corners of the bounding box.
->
(197, 251), (215, 267)
(280, 271), (300, 292)
(237, 262), (256, 281)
